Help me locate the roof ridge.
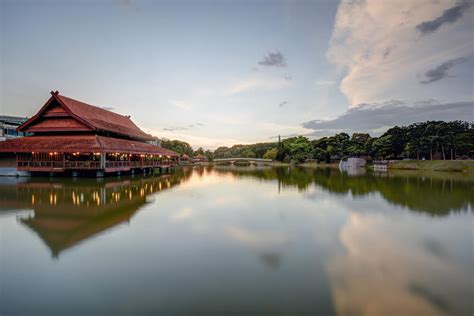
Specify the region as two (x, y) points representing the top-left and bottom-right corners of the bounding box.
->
(55, 93), (154, 141)
(58, 95), (129, 119)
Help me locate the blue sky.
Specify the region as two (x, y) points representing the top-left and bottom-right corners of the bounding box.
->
(1, 0), (473, 149)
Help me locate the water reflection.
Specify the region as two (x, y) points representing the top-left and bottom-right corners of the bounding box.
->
(328, 212), (472, 316)
(0, 168), (192, 257)
(212, 165), (473, 215)
(0, 166), (472, 315)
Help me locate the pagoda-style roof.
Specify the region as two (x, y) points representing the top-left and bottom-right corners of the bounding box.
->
(18, 91), (154, 141)
(0, 135), (179, 156)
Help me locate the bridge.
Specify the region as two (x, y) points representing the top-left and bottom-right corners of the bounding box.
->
(213, 158), (273, 164)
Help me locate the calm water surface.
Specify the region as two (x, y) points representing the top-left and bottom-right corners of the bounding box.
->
(1, 166), (473, 315)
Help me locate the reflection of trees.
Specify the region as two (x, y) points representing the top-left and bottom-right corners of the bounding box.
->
(310, 168), (473, 215)
(212, 166), (473, 215)
(0, 168), (193, 257)
(213, 165), (315, 191)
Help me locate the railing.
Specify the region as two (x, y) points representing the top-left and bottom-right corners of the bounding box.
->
(65, 161), (101, 169)
(18, 161), (65, 169)
(18, 160), (178, 170)
(105, 161), (130, 169)
(130, 161), (174, 168)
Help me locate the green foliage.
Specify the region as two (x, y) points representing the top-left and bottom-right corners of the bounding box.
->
(240, 149), (256, 158)
(372, 135), (393, 159)
(165, 120), (472, 164)
(281, 136), (312, 163)
(378, 120), (473, 160)
(347, 133), (371, 157)
(311, 147), (328, 162)
(204, 150), (214, 161)
(160, 139), (194, 156)
(263, 148), (278, 160)
(213, 142), (277, 159)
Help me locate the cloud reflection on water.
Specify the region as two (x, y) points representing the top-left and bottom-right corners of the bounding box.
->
(328, 212), (472, 316)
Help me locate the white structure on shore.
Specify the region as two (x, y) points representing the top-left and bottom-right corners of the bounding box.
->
(339, 157), (367, 169)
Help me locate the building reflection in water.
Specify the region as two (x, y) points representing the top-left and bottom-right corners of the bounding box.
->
(0, 169), (192, 258)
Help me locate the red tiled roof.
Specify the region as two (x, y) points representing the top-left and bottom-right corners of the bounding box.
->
(19, 92), (155, 141)
(194, 154), (207, 159)
(0, 135), (179, 156)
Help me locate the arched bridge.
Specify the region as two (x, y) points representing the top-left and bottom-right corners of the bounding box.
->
(213, 158), (273, 164)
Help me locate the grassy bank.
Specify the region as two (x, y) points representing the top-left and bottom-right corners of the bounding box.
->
(388, 160), (474, 172)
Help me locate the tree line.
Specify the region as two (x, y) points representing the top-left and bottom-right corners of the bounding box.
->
(160, 120), (473, 163)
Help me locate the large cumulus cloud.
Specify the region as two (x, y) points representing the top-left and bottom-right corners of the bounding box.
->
(327, 0), (474, 105)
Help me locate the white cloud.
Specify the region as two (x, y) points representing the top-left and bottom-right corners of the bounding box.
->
(327, 0), (474, 105)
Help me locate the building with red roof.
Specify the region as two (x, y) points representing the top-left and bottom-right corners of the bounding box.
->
(0, 91), (179, 176)
(192, 154), (208, 163)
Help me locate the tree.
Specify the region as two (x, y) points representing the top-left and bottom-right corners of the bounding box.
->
(276, 136), (286, 161)
(453, 131), (474, 158)
(372, 135), (393, 160)
(241, 149), (256, 158)
(204, 150), (214, 161)
(263, 148), (278, 160)
(326, 133), (350, 160)
(166, 120), (473, 164)
(347, 133), (371, 158)
(160, 139), (194, 156)
(311, 137), (330, 162)
(381, 126), (407, 158)
(311, 147), (327, 162)
(282, 136), (312, 163)
(195, 147), (205, 155)
(404, 142), (415, 159)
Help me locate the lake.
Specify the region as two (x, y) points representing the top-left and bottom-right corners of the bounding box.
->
(0, 166), (472, 315)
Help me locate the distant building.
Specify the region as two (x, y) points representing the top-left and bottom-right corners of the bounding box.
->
(0, 115), (29, 141)
(0, 116), (30, 174)
(179, 154), (191, 165)
(193, 154), (208, 163)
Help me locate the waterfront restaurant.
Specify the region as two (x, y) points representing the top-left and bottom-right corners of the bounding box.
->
(0, 91), (179, 176)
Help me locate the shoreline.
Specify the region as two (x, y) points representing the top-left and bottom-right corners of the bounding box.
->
(198, 160), (474, 173)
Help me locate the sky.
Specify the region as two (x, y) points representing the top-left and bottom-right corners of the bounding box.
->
(1, 0), (473, 149)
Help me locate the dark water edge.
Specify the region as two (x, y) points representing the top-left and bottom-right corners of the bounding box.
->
(0, 166), (472, 315)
